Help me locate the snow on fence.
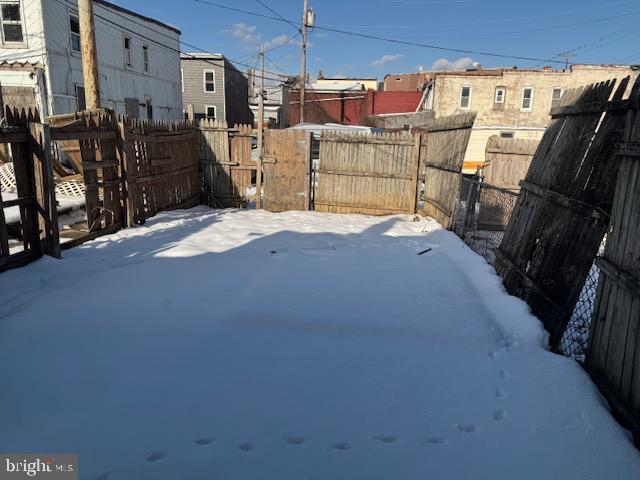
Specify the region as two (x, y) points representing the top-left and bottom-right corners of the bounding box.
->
(0, 107), (59, 272)
(198, 120), (255, 208)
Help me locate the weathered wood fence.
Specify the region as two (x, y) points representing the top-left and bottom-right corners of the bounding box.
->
(198, 120), (255, 208)
(315, 131), (419, 215)
(0, 108), (59, 272)
(481, 136), (539, 190)
(495, 78), (631, 348)
(587, 78), (640, 440)
(420, 113), (476, 228)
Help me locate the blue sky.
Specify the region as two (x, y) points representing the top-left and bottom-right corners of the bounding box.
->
(119, 0), (640, 80)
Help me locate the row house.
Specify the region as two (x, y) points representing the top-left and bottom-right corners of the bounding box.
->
(0, 0), (183, 120)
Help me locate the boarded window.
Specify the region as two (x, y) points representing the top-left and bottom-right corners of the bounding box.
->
(125, 97), (139, 118)
(1, 2), (23, 43)
(75, 85), (86, 111)
(460, 86), (471, 109)
(69, 15), (80, 52)
(204, 70), (215, 92)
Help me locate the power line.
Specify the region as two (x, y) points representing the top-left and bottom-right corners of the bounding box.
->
(59, 0), (292, 82)
(255, 0), (300, 33)
(191, 0), (574, 65)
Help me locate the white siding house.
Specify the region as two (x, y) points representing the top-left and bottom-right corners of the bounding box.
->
(0, 0), (182, 120)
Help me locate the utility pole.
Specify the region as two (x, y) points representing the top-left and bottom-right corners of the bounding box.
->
(78, 0), (101, 110)
(256, 45), (265, 209)
(299, 0), (309, 124)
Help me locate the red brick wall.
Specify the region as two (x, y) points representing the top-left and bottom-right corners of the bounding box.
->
(367, 91), (423, 115)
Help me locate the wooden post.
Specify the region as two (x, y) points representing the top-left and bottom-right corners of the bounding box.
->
(28, 121), (60, 258)
(117, 119), (136, 227)
(256, 45), (264, 209)
(299, 0), (309, 124)
(78, 0), (101, 109)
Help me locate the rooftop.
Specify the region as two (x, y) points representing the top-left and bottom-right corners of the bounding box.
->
(95, 0), (181, 35)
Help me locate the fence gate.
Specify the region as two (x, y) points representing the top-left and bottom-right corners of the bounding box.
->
(420, 112), (476, 228)
(263, 129), (312, 212)
(314, 131), (420, 215)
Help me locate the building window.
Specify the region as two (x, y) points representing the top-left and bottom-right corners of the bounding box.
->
(494, 87), (506, 104)
(142, 45), (149, 72)
(551, 87), (564, 106)
(124, 35), (132, 67)
(75, 84), (86, 111)
(69, 14), (80, 53)
(521, 87), (534, 111)
(1, 1), (24, 44)
(205, 105), (216, 120)
(500, 131), (515, 139)
(460, 86), (471, 109)
(146, 98), (153, 119)
(203, 70), (215, 93)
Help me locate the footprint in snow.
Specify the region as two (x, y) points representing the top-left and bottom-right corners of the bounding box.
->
(145, 451), (167, 463)
(330, 442), (352, 451)
(193, 437), (214, 446)
(372, 434), (399, 444)
(425, 436), (447, 446)
(495, 388), (506, 399)
(237, 442), (256, 452)
(499, 369), (509, 380)
(283, 434), (306, 445)
(494, 410), (507, 422)
(456, 424), (477, 434)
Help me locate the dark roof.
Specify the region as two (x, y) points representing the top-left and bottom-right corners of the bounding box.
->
(95, 0), (181, 35)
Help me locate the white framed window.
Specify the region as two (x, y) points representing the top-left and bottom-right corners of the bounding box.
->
(1, 1), (24, 44)
(124, 35), (132, 67)
(494, 86), (506, 104)
(142, 44), (149, 72)
(203, 70), (216, 93)
(521, 87), (534, 111)
(551, 87), (564, 105)
(460, 86), (472, 109)
(205, 105), (217, 120)
(69, 14), (80, 53)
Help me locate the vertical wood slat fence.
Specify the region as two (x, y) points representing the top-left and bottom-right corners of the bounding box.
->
(420, 112), (476, 228)
(481, 136), (540, 190)
(314, 131), (419, 215)
(495, 76), (634, 349)
(198, 119), (255, 208)
(587, 79), (640, 440)
(0, 107), (59, 272)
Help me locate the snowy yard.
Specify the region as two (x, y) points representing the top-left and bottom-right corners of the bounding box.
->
(1, 207), (639, 479)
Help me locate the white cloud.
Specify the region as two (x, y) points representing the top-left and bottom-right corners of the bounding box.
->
(223, 23), (260, 46)
(430, 57), (478, 71)
(371, 54), (404, 67)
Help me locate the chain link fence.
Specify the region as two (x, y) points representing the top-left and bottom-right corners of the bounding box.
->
(452, 176), (602, 363)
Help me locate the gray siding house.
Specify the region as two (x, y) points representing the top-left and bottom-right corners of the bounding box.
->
(180, 53), (251, 125)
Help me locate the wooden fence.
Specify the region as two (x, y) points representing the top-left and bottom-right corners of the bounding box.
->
(198, 120), (255, 208)
(482, 136), (539, 190)
(495, 77), (632, 348)
(263, 129), (313, 212)
(0, 108), (59, 272)
(314, 131), (419, 215)
(420, 112), (476, 228)
(587, 78), (640, 440)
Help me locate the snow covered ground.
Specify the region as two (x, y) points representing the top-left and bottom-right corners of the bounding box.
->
(0, 207), (639, 479)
